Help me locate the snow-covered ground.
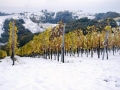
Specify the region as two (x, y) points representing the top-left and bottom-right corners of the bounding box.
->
(0, 52), (120, 90)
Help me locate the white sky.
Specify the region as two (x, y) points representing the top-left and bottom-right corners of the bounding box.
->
(0, 0), (120, 13)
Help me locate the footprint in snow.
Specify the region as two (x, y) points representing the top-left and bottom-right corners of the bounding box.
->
(115, 83), (120, 87)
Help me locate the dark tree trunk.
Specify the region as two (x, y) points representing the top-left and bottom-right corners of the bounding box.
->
(70, 48), (71, 56)
(57, 48), (59, 62)
(98, 39), (100, 58)
(50, 49), (52, 60)
(48, 48), (50, 59)
(113, 46), (114, 55)
(77, 47), (79, 57)
(91, 48), (93, 57)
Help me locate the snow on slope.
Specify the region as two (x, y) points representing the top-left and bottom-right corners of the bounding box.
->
(30, 11), (45, 20)
(0, 13), (57, 37)
(0, 52), (120, 90)
(0, 15), (11, 37)
(22, 18), (44, 33)
(0, 10), (95, 37)
(72, 10), (95, 19)
(0, 14), (19, 37)
(0, 17), (4, 37)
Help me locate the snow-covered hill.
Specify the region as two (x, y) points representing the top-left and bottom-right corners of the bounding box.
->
(29, 10), (95, 21)
(31, 10), (95, 19)
(0, 12), (57, 37)
(0, 16), (9, 37)
(0, 10), (95, 37)
(72, 10), (95, 19)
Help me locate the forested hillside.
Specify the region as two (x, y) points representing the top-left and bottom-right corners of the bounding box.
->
(95, 12), (120, 20)
(30, 10), (74, 23)
(30, 10), (120, 24)
(65, 17), (117, 33)
(0, 12), (11, 16)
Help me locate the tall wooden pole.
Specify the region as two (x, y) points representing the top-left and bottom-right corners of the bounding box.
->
(102, 19), (110, 60)
(61, 24), (65, 63)
(12, 20), (15, 65)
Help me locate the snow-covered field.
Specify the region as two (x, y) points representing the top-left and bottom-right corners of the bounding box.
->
(0, 52), (120, 90)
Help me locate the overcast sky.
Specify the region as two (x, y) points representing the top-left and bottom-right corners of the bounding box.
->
(0, 0), (120, 13)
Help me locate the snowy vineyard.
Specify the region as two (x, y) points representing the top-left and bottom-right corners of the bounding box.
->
(15, 22), (120, 62)
(0, 21), (120, 90)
